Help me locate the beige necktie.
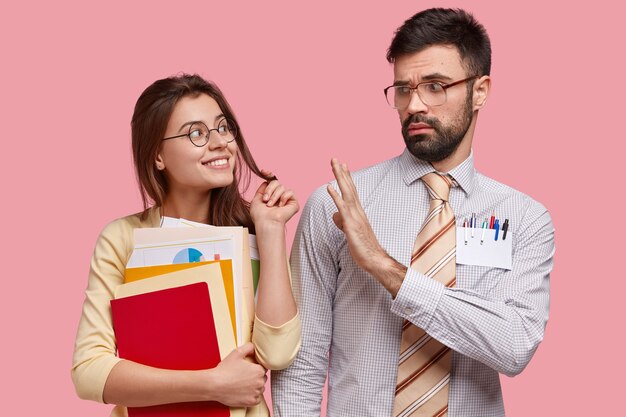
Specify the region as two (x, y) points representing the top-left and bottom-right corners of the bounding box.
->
(394, 172), (456, 417)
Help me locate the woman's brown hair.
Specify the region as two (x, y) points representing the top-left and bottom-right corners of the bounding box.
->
(131, 73), (272, 232)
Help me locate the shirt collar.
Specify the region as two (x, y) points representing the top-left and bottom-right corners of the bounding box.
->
(399, 148), (476, 196)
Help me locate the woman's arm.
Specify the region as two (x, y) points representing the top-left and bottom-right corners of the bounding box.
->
(254, 221), (298, 325)
(250, 181), (301, 369)
(251, 180), (299, 326)
(103, 343), (266, 407)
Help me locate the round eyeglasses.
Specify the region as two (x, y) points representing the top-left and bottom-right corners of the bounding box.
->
(162, 118), (238, 147)
(383, 76), (479, 109)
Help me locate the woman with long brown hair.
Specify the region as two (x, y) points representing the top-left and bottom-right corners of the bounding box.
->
(72, 74), (300, 416)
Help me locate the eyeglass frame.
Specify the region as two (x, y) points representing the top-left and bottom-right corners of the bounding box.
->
(162, 118), (238, 147)
(383, 75), (480, 109)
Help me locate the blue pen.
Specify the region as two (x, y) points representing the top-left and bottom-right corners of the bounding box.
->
(494, 219), (500, 241)
(471, 213), (476, 237)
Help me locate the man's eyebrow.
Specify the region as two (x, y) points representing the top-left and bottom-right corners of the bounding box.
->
(420, 73), (454, 82)
(392, 73), (455, 86)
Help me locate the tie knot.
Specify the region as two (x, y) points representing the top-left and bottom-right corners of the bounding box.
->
(422, 172), (453, 202)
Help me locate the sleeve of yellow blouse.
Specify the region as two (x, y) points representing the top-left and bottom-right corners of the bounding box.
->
(252, 313), (301, 370)
(71, 218), (132, 402)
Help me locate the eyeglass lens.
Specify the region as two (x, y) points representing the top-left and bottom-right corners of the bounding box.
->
(188, 119), (237, 146)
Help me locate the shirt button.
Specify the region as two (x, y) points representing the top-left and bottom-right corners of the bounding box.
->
(403, 307), (412, 315)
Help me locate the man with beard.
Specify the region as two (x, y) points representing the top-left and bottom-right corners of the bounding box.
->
(272, 8), (554, 417)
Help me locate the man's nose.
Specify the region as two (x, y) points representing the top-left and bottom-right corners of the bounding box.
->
(405, 89), (428, 114)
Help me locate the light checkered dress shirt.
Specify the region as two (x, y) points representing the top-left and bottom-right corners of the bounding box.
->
(272, 149), (554, 417)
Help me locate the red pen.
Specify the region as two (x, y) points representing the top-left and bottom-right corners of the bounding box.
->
(489, 213), (495, 229)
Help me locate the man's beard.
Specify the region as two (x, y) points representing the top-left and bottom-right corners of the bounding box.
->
(401, 95), (474, 163)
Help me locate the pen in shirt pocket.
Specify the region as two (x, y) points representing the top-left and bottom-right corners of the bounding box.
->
(502, 219), (509, 240)
(463, 219), (469, 245)
(494, 219), (500, 241)
(480, 219), (488, 245)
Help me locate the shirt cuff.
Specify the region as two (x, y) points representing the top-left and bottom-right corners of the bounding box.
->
(390, 268), (445, 330)
(253, 313), (302, 370)
(71, 355), (123, 403)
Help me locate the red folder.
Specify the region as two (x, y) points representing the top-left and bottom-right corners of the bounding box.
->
(110, 282), (230, 417)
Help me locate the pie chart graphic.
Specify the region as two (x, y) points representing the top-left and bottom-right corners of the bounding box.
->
(173, 247), (205, 264)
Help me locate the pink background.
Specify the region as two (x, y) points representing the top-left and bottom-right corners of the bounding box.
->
(1, 0), (623, 415)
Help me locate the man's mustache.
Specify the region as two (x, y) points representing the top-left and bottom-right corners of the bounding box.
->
(402, 115), (440, 136)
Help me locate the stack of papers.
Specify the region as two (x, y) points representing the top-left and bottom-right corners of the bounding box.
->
(111, 217), (259, 417)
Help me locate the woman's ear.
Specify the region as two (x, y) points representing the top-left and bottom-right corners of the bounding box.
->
(473, 75), (491, 111)
(155, 153), (165, 171)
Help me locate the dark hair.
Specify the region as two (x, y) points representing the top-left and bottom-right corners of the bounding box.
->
(131, 73), (272, 232)
(387, 8), (491, 77)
